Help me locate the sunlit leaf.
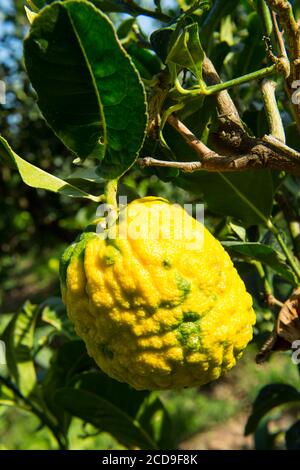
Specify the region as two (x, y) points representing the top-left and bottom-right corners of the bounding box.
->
(1, 302), (39, 397)
(24, 0), (148, 178)
(0, 136), (99, 201)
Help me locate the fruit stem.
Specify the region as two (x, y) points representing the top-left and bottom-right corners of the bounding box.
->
(104, 179), (119, 208)
(174, 64), (278, 96)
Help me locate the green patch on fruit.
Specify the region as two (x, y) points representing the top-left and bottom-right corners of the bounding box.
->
(183, 311), (200, 322)
(60, 243), (77, 286)
(103, 245), (120, 266)
(59, 233), (97, 285)
(178, 321), (201, 351)
(176, 274), (191, 301)
(159, 275), (191, 309)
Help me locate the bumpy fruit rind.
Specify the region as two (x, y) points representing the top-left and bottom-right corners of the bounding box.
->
(60, 197), (255, 390)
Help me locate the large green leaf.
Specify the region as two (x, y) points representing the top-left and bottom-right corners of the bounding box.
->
(55, 387), (158, 449)
(24, 0), (148, 178)
(1, 302), (38, 397)
(223, 241), (298, 285)
(245, 384), (300, 435)
(0, 136), (99, 201)
(177, 170), (274, 226)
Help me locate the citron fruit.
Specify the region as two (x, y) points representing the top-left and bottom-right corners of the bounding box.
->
(60, 197), (255, 390)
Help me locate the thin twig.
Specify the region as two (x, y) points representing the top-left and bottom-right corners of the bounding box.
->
(271, 10), (288, 59)
(167, 115), (213, 159)
(267, 294), (284, 308)
(139, 157), (202, 172)
(263, 134), (300, 160)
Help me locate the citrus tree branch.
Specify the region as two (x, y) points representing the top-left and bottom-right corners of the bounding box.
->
(139, 116), (300, 176)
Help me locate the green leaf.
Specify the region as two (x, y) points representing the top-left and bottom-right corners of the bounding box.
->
(286, 123), (300, 152)
(245, 384), (300, 435)
(24, 5), (38, 23)
(177, 170), (274, 226)
(201, 0), (240, 48)
(117, 17), (136, 39)
(0, 380), (16, 407)
(137, 393), (175, 449)
(286, 420), (300, 450)
(41, 300), (65, 332)
(293, 0), (300, 20)
(220, 15), (234, 46)
(81, 0), (130, 13)
(55, 387), (158, 449)
(0, 136), (99, 201)
(43, 340), (92, 431)
(24, 0), (148, 179)
(150, 24), (178, 63)
(66, 167), (105, 184)
(166, 23), (205, 82)
(26, 0), (47, 11)
(126, 44), (162, 80)
(71, 372), (175, 448)
(223, 241), (298, 284)
(234, 13), (265, 75)
(75, 372), (149, 418)
(40, 297), (75, 337)
(1, 301), (39, 397)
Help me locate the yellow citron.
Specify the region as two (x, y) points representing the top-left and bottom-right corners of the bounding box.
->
(60, 197), (255, 390)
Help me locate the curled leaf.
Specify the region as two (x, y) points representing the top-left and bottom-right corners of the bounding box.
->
(256, 287), (300, 363)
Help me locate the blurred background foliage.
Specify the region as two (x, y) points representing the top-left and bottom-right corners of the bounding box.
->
(1, 0), (300, 450)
